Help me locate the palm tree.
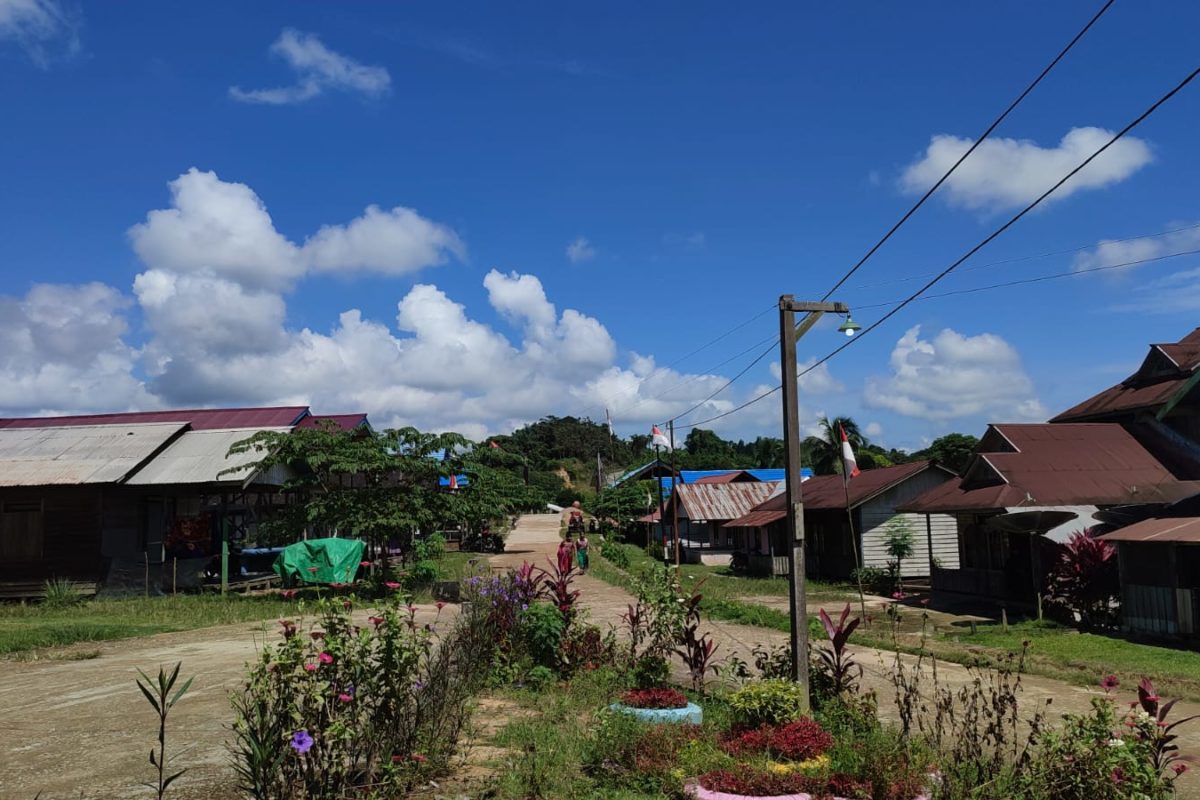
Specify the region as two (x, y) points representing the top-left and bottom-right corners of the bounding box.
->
(804, 416), (868, 475)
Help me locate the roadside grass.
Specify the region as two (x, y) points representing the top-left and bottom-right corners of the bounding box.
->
(1, 550), (478, 656)
(596, 542), (1200, 702)
(0, 594), (297, 655)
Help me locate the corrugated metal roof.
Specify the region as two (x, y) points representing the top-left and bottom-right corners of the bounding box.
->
(900, 423), (1199, 513)
(124, 428), (292, 485)
(0, 423), (186, 486)
(0, 406), (310, 431)
(1053, 328), (1200, 422)
(296, 414), (369, 431)
(724, 462), (945, 527)
(673, 481), (781, 522)
(1101, 517), (1200, 543)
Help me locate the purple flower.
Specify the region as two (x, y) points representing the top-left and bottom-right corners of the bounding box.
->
(413, 680), (426, 691)
(291, 730), (314, 754)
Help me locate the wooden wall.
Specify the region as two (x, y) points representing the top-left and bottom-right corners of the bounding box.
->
(859, 470), (959, 577)
(0, 486), (104, 581)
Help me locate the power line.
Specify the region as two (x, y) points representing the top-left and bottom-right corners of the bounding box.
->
(819, 0), (1117, 301)
(854, 247), (1200, 310)
(658, 338), (779, 427)
(849, 221), (1200, 291)
(588, 303), (776, 418)
(654, 0), (1117, 429)
(676, 63), (1200, 432)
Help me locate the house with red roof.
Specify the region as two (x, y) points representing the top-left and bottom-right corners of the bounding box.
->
(723, 461), (958, 579)
(0, 406), (367, 595)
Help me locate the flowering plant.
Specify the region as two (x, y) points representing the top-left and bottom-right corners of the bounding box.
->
(230, 589), (496, 799)
(720, 718), (833, 762)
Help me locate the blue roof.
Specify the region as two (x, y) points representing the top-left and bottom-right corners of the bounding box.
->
(745, 468), (813, 482)
(439, 475), (469, 487)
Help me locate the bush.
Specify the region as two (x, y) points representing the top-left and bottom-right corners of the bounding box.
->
(1044, 529), (1119, 629)
(559, 623), (616, 676)
(599, 539), (630, 570)
(851, 566), (892, 596)
(521, 601), (565, 669)
(230, 589), (497, 798)
(620, 687), (689, 709)
(728, 679), (809, 728)
(721, 718), (833, 762)
(42, 577), (84, 609)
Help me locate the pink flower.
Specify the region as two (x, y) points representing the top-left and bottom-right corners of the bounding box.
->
(304, 663), (317, 673)
(1111, 767), (1127, 785)
(318, 652), (333, 665)
(412, 754), (427, 763)
(338, 693), (353, 703)
(369, 615), (385, 628)
(892, 591), (905, 600)
(280, 589), (297, 599)
(1100, 675), (1120, 692)
(920, 597), (930, 607)
(359, 560), (372, 567)
(435, 601), (445, 610)
(385, 581), (402, 590)
(307, 567), (319, 573)
(1174, 763), (1189, 776)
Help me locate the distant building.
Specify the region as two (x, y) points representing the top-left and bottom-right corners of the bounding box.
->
(725, 461), (958, 579)
(0, 407), (367, 594)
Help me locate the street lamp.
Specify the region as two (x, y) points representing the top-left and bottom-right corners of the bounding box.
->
(778, 295), (850, 711)
(837, 315), (862, 337)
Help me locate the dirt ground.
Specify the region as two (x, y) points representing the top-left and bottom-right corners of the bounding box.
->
(2, 513), (1198, 799)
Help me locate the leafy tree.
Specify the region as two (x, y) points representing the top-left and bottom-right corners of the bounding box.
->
(1044, 529), (1120, 629)
(882, 516), (916, 592)
(805, 416), (868, 475)
(592, 480), (657, 532)
(683, 428), (737, 469)
(911, 432), (979, 475)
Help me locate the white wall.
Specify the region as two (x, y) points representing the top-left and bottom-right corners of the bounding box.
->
(858, 469), (960, 577)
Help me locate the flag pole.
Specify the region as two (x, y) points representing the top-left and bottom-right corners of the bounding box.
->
(840, 426), (868, 621)
(654, 444), (665, 555)
(670, 419), (680, 581)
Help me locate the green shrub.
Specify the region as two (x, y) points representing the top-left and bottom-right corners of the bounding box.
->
(521, 601), (565, 669)
(728, 679), (809, 727)
(851, 566), (891, 596)
(630, 654), (669, 689)
(600, 540), (631, 570)
(524, 665), (557, 690)
(42, 577), (84, 609)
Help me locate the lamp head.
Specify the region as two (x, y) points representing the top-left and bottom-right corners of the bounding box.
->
(837, 314), (862, 337)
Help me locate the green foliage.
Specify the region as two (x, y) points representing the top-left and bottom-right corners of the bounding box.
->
(230, 593), (495, 798)
(522, 601), (566, 669)
(911, 432), (980, 475)
(41, 577), (84, 609)
(727, 679), (810, 727)
(136, 662), (194, 800)
(599, 538), (631, 569)
(593, 480), (657, 532)
(524, 665), (557, 690)
(851, 566), (892, 596)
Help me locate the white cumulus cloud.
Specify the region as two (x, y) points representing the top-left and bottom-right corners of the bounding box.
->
(900, 127), (1152, 212)
(1073, 222), (1200, 274)
(865, 326), (1046, 422)
(230, 28), (390, 105)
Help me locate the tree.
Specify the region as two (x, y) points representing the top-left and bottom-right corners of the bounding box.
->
(882, 516), (916, 593)
(683, 428), (737, 469)
(592, 480), (657, 533)
(913, 433), (979, 475)
(805, 416), (868, 475)
(227, 425), (466, 555)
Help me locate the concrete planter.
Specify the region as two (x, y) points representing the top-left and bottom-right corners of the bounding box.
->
(607, 701), (703, 725)
(685, 783), (928, 800)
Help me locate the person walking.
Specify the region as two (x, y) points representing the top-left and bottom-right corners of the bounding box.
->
(557, 534), (575, 574)
(575, 532), (590, 573)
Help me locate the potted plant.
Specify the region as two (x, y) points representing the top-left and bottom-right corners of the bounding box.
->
(609, 687), (703, 725)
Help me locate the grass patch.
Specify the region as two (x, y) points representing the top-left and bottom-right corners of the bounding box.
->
(0, 593), (298, 655)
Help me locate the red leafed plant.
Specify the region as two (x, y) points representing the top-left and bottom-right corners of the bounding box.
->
(698, 768), (873, 798)
(1044, 528), (1119, 629)
(721, 718), (833, 761)
(620, 687), (689, 709)
(814, 603), (863, 697)
(1131, 676), (1200, 776)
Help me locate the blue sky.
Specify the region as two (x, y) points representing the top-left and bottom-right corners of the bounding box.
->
(2, 1), (1198, 450)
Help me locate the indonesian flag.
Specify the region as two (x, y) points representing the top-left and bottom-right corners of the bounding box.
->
(651, 424), (672, 450)
(605, 407), (614, 436)
(488, 440), (499, 449)
(448, 474), (458, 489)
(840, 424), (860, 478)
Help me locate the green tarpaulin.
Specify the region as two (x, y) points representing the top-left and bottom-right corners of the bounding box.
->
(273, 538), (366, 586)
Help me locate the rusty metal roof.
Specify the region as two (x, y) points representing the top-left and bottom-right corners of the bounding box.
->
(900, 423), (1199, 513)
(725, 461), (946, 527)
(124, 427), (292, 486)
(0, 423), (187, 486)
(672, 481), (781, 522)
(1100, 517), (1200, 543)
(1053, 328), (1200, 422)
(0, 406), (311, 431)
(295, 414), (369, 431)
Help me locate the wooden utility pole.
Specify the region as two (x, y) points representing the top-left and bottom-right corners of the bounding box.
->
(778, 295), (848, 708)
(670, 419), (680, 580)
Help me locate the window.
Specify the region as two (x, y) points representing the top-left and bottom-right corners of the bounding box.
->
(1, 499), (44, 560)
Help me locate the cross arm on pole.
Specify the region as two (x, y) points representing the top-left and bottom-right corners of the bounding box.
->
(780, 298), (849, 342)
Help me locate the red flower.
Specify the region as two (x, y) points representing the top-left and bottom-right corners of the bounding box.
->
(1100, 674), (1120, 692)
(1112, 767), (1127, 785)
(435, 601), (445, 610)
(1174, 763), (1190, 776)
(385, 581), (402, 590)
(318, 652), (333, 665)
(303, 663), (317, 673)
(338, 693), (353, 703)
(412, 754), (427, 763)
(369, 615), (385, 628)
(359, 560), (372, 567)
(1138, 677), (1161, 714)
(280, 589), (297, 599)
(892, 590), (905, 600)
